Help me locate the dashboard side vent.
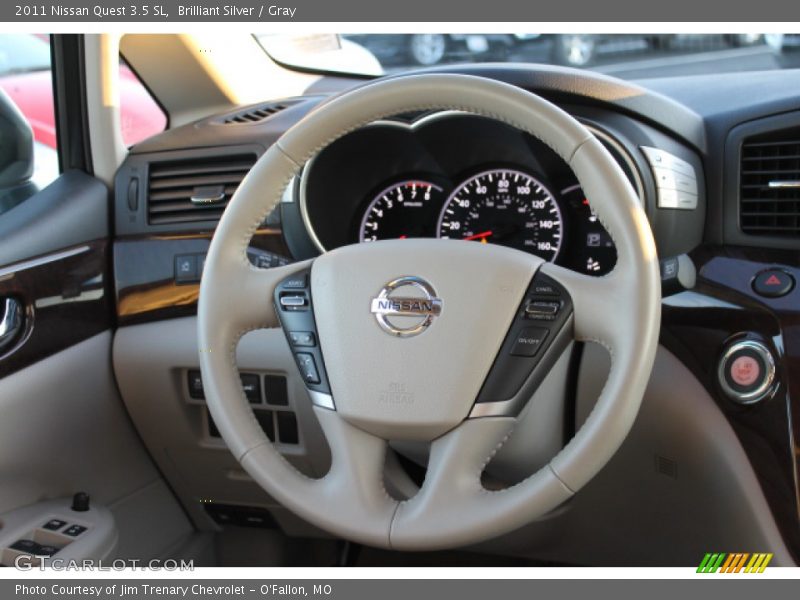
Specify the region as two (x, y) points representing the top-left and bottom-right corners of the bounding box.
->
(147, 153), (256, 225)
(221, 100), (297, 125)
(740, 131), (800, 237)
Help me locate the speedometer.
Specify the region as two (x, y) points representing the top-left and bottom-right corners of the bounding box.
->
(436, 169), (563, 261)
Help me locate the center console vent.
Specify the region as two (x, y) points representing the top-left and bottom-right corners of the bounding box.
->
(740, 129), (800, 237)
(147, 153), (256, 225)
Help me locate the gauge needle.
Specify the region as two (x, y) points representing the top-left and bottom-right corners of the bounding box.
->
(463, 230), (493, 241)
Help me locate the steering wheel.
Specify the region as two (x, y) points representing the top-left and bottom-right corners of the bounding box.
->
(198, 73), (660, 550)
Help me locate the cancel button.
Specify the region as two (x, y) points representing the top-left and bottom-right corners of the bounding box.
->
(510, 327), (549, 357)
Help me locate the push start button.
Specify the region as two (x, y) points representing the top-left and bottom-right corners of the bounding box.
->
(729, 355), (760, 387)
(718, 340), (776, 405)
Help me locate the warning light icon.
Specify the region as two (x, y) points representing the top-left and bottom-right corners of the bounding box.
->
(765, 275), (782, 286)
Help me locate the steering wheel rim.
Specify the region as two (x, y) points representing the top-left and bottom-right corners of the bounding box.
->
(198, 73), (660, 550)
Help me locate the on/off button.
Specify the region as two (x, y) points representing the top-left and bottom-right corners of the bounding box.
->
(510, 327), (549, 357)
(730, 355), (760, 387)
(718, 340), (776, 405)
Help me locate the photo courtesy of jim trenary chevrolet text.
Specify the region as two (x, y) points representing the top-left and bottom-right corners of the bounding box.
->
(0, 0), (799, 596)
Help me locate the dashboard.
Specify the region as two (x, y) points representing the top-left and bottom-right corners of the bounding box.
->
(300, 113), (635, 276)
(108, 65), (800, 562)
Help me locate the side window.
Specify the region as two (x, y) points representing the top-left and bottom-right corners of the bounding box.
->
(119, 59), (167, 147)
(0, 33), (58, 214)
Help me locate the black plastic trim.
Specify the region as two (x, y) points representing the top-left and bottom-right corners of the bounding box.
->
(51, 34), (92, 175)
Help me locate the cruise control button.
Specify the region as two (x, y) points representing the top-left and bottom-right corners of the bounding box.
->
(295, 353), (320, 384)
(279, 294), (308, 311)
(524, 300), (560, 320)
(510, 327), (549, 357)
(531, 283), (560, 296)
(752, 269), (794, 298)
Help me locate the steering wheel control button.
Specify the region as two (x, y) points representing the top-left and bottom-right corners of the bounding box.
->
(295, 353), (320, 385)
(532, 282), (560, 296)
(280, 274), (307, 290)
(174, 254), (197, 284)
(288, 331), (316, 347)
(274, 269), (332, 396)
(718, 340), (776, 405)
(510, 327), (549, 357)
(524, 300), (560, 320)
(63, 524), (88, 537)
(279, 293), (309, 311)
(752, 269), (794, 298)
(240, 373), (262, 404)
(43, 519), (67, 531)
(475, 272), (573, 411)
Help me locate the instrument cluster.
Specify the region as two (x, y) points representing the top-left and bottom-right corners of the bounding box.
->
(301, 113), (639, 276)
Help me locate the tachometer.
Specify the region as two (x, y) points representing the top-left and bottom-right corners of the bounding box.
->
(436, 169), (563, 261)
(359, 180), (446, 242)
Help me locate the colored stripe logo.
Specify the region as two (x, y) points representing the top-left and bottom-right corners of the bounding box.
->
(697, 553), (773, 573)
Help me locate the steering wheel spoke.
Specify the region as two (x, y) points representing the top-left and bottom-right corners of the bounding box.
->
(391, 416), (573, 550)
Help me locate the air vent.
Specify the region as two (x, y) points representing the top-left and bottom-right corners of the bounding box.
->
(740, 130), (800, 237)
(147, 154), (256, 225)
(221, 100), (297, 125)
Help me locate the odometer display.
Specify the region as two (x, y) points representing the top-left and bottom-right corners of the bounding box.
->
(436, 169), (563, 261)
(359, 180), (446, 242)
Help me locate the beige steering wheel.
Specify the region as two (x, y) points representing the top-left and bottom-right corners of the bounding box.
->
(198, 73), (660, 550)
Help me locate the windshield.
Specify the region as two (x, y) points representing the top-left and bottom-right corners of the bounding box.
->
(258, 33), (798, 79)
(0, 34), (50, 76)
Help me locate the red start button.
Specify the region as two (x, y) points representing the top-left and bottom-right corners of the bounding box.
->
(730, 355), (760, 387)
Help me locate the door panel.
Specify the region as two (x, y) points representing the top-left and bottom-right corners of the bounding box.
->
(0, 148), (199, 564)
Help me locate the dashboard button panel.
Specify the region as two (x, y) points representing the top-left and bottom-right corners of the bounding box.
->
(641, 146), (698, 210)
